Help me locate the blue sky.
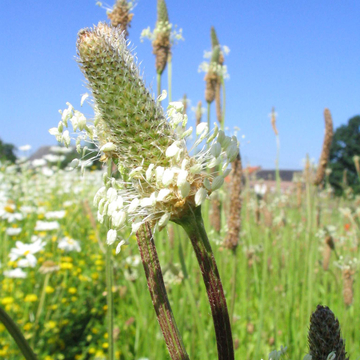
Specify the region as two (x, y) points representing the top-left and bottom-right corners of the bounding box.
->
(1, 0), (359, 169)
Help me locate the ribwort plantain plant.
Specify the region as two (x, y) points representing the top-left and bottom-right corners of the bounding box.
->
(49, 22), (237, 359)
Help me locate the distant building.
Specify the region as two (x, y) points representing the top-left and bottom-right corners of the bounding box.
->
(28, 146), (76, 161)
(246, 167), (302, 192)
(28, 146), (53, 161)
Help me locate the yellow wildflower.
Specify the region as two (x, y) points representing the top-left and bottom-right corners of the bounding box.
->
(91, 273), (99, 280)
(23, 323), (32, 331)
(60, 262), (73, 270)
(45, 286), (55, 294)
(24, 294), (38, 302)
(45, 321), (57, 330)
(0, 345), (9, 356)
(1, 297), (14, 305)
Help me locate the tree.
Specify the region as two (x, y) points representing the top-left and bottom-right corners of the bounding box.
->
(0, 138), (16, 163)
(328, 115), (360, 196)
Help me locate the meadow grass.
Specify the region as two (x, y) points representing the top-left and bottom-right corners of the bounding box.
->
(0, 161), (358, 359)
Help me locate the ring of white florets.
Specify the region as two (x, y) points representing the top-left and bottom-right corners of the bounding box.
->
(140, 21), (184, 45)
(198, 45), (230, 80)
(49, 93), (238, 253)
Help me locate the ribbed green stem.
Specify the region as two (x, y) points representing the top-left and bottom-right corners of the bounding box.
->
(157, 72), (162, 98)
(207, 102), (211, 130)
(229, 250), (237, 326)
(106, 245), (114, 360)
(275, 134), (281, 195)
(32, 272), (51, 345)
(207, 102), (211, 150)
(174, 205), (234, 360)
(306, 168), (312, 232)
(106, 159), (114, 360)
(254, 229), (269, 360)
(35, 273), (50, 323)
(221, 77), (226, 131)
(168, 53), (172, 103)
(0, 306), (37, 360)
(136, 223), (189, 360)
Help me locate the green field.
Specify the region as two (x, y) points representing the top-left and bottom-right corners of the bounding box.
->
(0, 161), (358, 359)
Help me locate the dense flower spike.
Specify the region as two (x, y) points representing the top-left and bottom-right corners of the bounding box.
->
(50, 23), (238, 250)
(270, 107), (279, 136)
(107, 0), (134, 38)
(314, 109), (334, 186)
(224, 153), (242, 251)
(195, 100), (203, 127)
(76, 24), (176, 170)
(308, 305), (349, 360)
(204, 45), (220, 104)
(199, 27), (230, 94)
(211, 26), (224, 66)
(152, 0), (170, 75)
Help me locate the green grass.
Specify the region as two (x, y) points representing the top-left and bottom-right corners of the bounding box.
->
(0, 163), (359, 359)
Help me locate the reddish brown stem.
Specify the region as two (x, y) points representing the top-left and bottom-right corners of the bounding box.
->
(174, 205), (234, 360)
(136, 223), (189, 360)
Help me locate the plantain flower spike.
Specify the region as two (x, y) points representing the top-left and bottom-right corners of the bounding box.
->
(153, 0), (171, 75)
(308, 305), (349, 360)
(195, 101), (203, 127)
(140, 0), (183, 72)
(204, 45), (220, 104)
(107, 0), (135, 38)
(50, 23), (238, 251)
(211, 26), (225, 65)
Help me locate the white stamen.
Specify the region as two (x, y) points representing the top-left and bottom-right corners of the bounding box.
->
(195, 188), (207, 206)
(107, 229), (117, 245)
(128, 198), (140, 213)
(211, 176), (224, 191)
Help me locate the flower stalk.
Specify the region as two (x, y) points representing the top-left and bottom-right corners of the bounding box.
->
(136, 223), (189, 360)
(173, 205), (234, 360)
(0, 306), (38, 360)
(106, 244), (115, 360)
(270, 107), (281, 194)
(106, 159), (115, 360)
